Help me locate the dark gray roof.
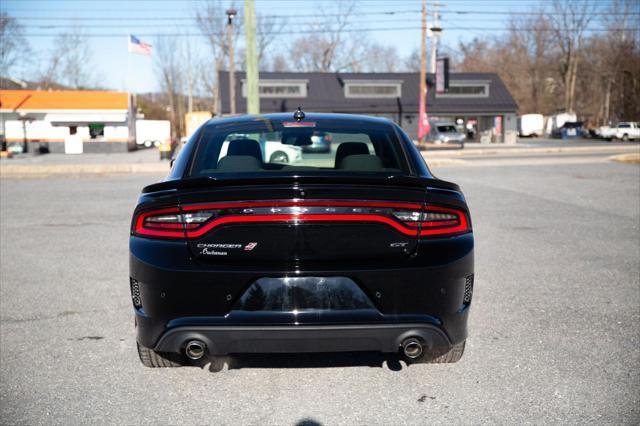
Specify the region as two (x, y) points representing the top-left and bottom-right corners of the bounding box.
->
(219, 71), (518, 115)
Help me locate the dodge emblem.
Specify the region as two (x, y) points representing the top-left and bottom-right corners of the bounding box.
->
(244, 242), (258, 251)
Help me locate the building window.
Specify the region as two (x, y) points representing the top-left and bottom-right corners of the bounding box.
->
(344, 80), (402, 98)
(89, 123), (105, 139)
(241, 80), (307, 98)
(437, 81), (489, 98)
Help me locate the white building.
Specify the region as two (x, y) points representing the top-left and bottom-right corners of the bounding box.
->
(0, 90), (135, 153)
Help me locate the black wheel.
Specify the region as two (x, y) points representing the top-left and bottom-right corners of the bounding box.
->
(136, 341), (186, 368)
(622, 134), (629, 141)
(406, 340), (466, 364)
(269, 151), (289, 163)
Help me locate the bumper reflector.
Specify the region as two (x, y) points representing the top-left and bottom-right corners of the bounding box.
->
(130, 278), (142, 309)
(463, 274), (474, 306)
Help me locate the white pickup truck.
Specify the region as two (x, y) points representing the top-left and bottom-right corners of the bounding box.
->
(613, 122), (640, 141)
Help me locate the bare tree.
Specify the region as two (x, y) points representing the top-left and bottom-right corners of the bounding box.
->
(195, 0), (239, 114)
(549, 0), (596, 112)
(455, 2), (638, 123)
(256, 14), (287, 69)
(195, 1), (284, 112)
(288, 1), (370, 72)
(360, 43), (401, 73)
(155, 35), (185, 138)
(270, 54), (289, 71)
(594, 0), (640, 123)
(0, 13), (29, 78)
(507, 13), (555, 113)
(402, 48), (421, 72)
(38, 27), (96, 89)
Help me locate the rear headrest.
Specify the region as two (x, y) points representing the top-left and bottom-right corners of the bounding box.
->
(335, 142), (369, 168)
(227, 138), (262, 162)
(339, 154), (383, 171)
(217, 155), (262, 172)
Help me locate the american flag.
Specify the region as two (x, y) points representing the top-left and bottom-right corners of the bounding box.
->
(128, 35), (152, 56)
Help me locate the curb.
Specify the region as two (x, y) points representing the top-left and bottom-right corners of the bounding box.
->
(0, 163), (169, 177)
(426, 158), (468, 167)
(1, 145), (638, 177)
(609, 153), (640, 164)
(422, 145), (639, 157)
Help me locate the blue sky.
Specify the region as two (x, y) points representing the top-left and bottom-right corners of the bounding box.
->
(1, 0), (612, 93)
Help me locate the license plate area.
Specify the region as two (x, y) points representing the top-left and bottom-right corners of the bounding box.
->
(233, 276), (376, 312)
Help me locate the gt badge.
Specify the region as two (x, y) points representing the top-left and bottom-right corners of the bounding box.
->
(390, 242), (408, 248)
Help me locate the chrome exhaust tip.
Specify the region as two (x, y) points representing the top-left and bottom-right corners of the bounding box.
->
(185, 340), (206, 360)
(402, 338), (423, 359)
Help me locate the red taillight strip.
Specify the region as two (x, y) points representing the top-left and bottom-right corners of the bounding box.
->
(181, 200), (424, 211)
(134, 201), (470, 239)
(134, 207), (183, 238)
(184, 214), (419, 238)
(419, 205), (469, 236)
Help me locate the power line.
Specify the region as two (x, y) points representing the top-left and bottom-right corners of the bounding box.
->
(7, 9), (422, 20)
(20, 26), (638, 38)
(8, 8), (639, 20)
(17, 17), (427, 29)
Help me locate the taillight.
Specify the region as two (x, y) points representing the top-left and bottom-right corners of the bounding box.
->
(134, 207), (217, 238)
(392, 205), (469, 236)
(133, 201), (469, 239)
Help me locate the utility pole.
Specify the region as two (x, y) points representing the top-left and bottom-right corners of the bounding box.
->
(186, 34), (193, 113)
(226, 8), (237, 115)
(419, 0), (427, 145)
(244, 0), (260, 115)
(429, 3), (442, 74)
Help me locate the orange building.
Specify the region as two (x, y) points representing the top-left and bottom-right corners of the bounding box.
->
(0, 90), (135, 153)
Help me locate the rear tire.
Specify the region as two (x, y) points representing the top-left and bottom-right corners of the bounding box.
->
(622, 134), (629, 141)
(407, 340), (466, 364)
(136, 341), (186, 368)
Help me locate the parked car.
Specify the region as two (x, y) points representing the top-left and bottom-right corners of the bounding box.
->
(613, 122), (640, 141)
(552, 121), (586, 139)
(217, 134), (302, 164)
(518, 114), (544, 137)
(597, 126), (616, 140)
(427, 122), (466, 147)
(302, 131), (332, 153)
(129, 111), (474, 367)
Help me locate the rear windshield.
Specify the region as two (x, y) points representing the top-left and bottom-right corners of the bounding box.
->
(189, 118), (409, 177)
(437, 125), (458, 133)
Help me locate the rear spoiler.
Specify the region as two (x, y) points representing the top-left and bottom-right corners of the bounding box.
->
(142, 175), (461, 194)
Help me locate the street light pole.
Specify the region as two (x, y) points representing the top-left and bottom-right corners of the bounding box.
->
(429, 3), (442, 74)
(244, 0), (259, 115)
(226, 8), (237, 116)
(419, 0), (427, 146)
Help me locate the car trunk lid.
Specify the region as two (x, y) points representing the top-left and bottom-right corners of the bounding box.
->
(176, 178), (428, 264)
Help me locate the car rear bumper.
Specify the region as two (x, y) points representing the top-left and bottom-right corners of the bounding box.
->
(153, 322), (451, 355)
(129, 233), (474, 354)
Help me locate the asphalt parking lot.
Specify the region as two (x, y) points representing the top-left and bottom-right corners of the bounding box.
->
(1, 153), (639, 424)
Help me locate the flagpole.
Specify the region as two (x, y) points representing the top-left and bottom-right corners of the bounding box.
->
(127, 35), (135, 150)
(126, 35), (131, 94)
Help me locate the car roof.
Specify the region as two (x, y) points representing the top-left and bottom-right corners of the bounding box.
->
(204, 112), (395, 128)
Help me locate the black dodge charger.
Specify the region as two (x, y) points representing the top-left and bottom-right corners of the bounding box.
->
(129, 111), (474, 367)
